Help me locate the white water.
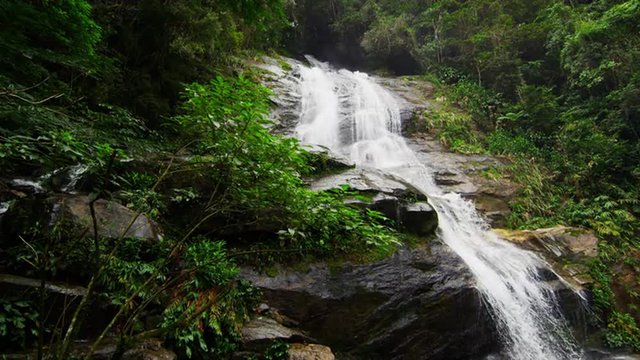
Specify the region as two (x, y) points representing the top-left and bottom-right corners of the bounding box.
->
(294, 58), (583, 360)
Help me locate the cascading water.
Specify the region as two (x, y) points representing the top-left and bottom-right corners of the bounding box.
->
(295, 57), (584, 360)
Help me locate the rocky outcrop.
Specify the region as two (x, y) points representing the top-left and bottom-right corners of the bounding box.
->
(288, 343), (335, 360)
(237, 310), (336, 359)
(407, 136), (519, 227)
(494, 226), (600, 290)
(494, 226), (598, 260)
(309, 168), (438, 236)
(241, 241), (499, 360)
(304, 144), (355, 172)
(241, 317), (310, 352)
(2, 194), (162, 246)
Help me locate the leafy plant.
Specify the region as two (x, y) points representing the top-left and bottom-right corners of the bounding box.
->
(264, 341), (289, 360)
(0, 299), (39, 350)
(605, 311), (640, 351)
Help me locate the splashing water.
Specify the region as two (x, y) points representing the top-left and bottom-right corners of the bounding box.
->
(294, 57), (583, 360)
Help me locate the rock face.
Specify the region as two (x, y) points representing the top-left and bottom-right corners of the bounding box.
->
(406, 136), (519, 227)
(400, 202), (437, 236)
(241, 241), (500, 360)
(494, 226), (598, 260)
(2, 194), (162, 245)
(309, 168), (438, 236)
(303, 144), (356, 171)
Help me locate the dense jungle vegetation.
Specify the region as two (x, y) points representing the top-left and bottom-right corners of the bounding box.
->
(0, 1), (396, 358)
(1, 0), (639, 358)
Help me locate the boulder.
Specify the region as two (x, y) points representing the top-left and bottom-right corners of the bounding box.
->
(309, 168), (425, 200)
(309, 168), (438, 237)
(2, 194), (162, 246)
(368, 193), (400, 219)
(400, 202), (438, 236)
(241, 317), (309, 352)
(241, 241), (500, 360)
(288, 343), (335, 360)
(494, 226), (598, 260)
(303, 144), (355, 172)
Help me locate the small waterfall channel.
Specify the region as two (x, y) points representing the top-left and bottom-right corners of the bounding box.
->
(294, 57), (584, 360)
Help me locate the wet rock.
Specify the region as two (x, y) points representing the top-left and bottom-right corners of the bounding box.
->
(369, 193), (400, 219)
(6, 177), (46, 195)
(288, 343), (335, 360)
(304, 144), (355, 171)
(2, 194), (163, 246)
(400, 202), (438, 236)
(494, 226), (598, 260)
(241, 241), (499, 360)
(45, 164), (90, 193)
(377, 77), (434, 134)
(253, 56), (305, 133)
(406, 136), (519, 227)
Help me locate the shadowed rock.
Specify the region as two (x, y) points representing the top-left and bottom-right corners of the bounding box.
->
(241, 241), (500, 360)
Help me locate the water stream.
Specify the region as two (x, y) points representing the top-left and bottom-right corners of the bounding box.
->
(295, 57), (583, 360)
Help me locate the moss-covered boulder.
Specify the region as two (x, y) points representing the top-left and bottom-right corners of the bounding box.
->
(2, 194), (162, 247)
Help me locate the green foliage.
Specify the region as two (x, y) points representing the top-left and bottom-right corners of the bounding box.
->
(163, 276), (260, 358)
(263, 341), (290, 360)
(605, 311), (640, 350)
(0, 299), (39, 350)
(90, 0), (290, 123)
(424, 108), (485, 154)
(280, 189), (399, 259)
(176, 75), (399, 262)
(0, 0), (102, 82)
(486, 130), (541, 158)
(361, 14), (416, 62)
(176, 75), (309, 216)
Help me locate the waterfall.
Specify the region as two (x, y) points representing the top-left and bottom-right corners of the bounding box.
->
(294, 57), (583, 360)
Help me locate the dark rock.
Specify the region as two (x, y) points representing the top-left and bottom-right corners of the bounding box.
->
(241, 241), (500, 360)
(400, 202), (438, 236)
(368, 193), (400, 220)
(304, 144), (355, 171)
